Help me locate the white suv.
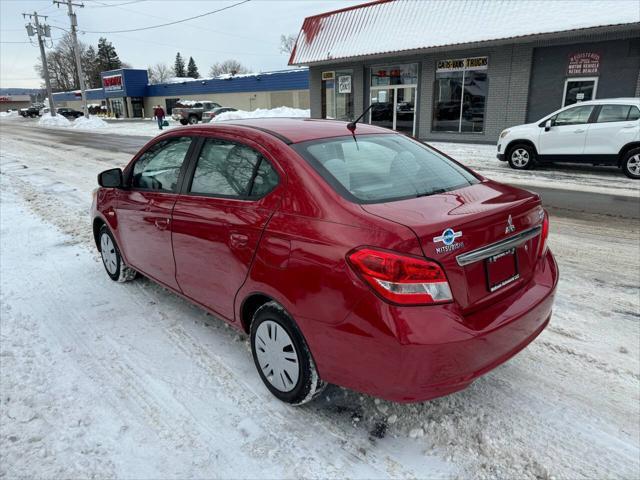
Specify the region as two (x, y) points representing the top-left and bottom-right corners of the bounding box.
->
(497, 98), (640, 179)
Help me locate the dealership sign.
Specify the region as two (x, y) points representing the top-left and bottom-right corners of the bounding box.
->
(437, 56), (488, 72)
(567, 52), (600, 75)
(102, 74), (123, 91)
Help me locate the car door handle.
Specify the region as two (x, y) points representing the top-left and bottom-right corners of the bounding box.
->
(622, 124), (636, 129)
(154, 218), (170, 230)
(573, 129), (586, 133)
(229, 233), (249, 248)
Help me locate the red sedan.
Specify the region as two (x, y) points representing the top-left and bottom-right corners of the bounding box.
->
(92, 118), (558, 404)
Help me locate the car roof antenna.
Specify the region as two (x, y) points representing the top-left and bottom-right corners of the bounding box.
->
(346, 104), (375, 149)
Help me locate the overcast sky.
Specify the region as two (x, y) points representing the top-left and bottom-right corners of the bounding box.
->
(0, 0), (361, 89)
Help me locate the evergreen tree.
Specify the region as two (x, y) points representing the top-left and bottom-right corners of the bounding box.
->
(174, 52), (186, 77)
(97, 37), (122, 71)
(187, 56), (199, 79)
(83, 45), (101, 88)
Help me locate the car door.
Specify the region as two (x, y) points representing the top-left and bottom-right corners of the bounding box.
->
(584, 104), (640, 160)
(116, 136), (194, 290)
(171, 135), (283, 321)
(538, 104), (595, 158)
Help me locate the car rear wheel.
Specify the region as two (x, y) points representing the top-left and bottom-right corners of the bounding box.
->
(250, 301), (326, 405)
(622, 148), (640, 179)
(508, 144), (535, 170)
(188, 115), (198, 125)
(99, 225), (137, 282)
(179, 119), (188, 125)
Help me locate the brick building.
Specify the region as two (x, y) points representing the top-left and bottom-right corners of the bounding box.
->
(289, 0), (640, 143)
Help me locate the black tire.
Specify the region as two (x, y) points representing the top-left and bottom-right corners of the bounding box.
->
(507, 143), (535, 170)
(98, 225), (137, 283)
(188, 115), (198, 125)
(179, 119), (188, 126)
(250, 301), (326, 405)
(622, 147), (640, 179)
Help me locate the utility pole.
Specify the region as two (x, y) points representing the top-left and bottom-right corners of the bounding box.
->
(23, 12), (57, 116)
(54, 0), (88, 117)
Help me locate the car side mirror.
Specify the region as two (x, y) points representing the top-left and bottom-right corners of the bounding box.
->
(544, 119), (552, 132)
(98, 168), (123, 188)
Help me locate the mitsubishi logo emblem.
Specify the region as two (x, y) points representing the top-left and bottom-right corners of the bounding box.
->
(505, 215), (516, 234)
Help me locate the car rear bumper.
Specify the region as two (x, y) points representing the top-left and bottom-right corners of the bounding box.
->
(306, 249), (558, 403)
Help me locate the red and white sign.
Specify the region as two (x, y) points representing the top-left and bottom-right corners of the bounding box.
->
(0, 95), (30, 102)
(567, 52), (600, 75)
(102, 74), (123, 91)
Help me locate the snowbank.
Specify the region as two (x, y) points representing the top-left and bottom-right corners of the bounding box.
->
(71, 116), (108, 130)
(212, 106), (310, 122)
(0, 110), (19, 118)
(38, 113), (70, 128)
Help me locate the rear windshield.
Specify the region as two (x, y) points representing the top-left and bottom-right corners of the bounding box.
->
(292, 134), (478, 203)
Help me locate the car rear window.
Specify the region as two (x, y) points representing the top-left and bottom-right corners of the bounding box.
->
(292, 134), (478, 203)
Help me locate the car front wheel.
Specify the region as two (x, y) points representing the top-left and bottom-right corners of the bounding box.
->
(188, 116), (198, 124)
(508, 144), (535, 170)
(622, 148), (640, 179)
(99, 225), (137, 282)
(250, 301), (326, 405)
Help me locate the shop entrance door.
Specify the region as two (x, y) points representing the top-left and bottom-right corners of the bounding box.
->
(369, 85), (417, 136)
(562, 77), (598, 106)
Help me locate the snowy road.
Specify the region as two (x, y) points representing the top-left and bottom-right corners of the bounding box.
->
(1, 127), (639, 479)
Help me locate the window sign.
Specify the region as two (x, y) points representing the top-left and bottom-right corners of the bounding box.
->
(371, 64), (418, 86)
(567, 52), (600, 76)
(103, 74), (123, 91)
(338, 75), (352, 94)
(432, 56), (489, 134)
(321, 71), (335, 81)
(436, 57), (488, 72)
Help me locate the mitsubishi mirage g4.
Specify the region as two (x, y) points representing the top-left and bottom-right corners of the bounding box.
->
(92, 118), (558, 404)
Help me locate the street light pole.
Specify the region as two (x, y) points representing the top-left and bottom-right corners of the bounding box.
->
(54, 0), (88, 117)
(24, 12), (57, 116)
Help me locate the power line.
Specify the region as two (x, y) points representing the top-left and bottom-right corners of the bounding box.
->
(85, 0), (147, 7)
(80, 0), (250, 34)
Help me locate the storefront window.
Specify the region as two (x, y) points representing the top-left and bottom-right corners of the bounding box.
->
(369, 63), (418, 135)
(321, 70), (353, 121)
(432, 57), (488, 133)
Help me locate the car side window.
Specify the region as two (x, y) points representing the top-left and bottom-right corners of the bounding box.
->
(132, 136), (192, 192)
(628, 106), (640, 121)
(552, 105), (594, 126)
(597, 105), (633, 123)
(190, 139), (279, 198)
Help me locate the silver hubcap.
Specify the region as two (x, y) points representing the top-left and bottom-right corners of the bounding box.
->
(628, 154), (640, 175)
(511, 148), (530, 167)
(100, 233), (118, 275)
(254, 320), (300, 392)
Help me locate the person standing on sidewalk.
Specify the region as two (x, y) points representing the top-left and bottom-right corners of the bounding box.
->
(154, 105), (166, 130)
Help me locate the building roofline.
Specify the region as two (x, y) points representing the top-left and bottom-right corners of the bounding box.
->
(302, 0), (392, 22)
(290, 22), (640, 66)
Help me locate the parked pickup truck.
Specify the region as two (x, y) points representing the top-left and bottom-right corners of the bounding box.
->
(19, 104), (45, 118)
(171, 100), (221, 125)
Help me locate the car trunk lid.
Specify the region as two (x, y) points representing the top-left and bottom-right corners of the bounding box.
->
(361, 180), (544, 311)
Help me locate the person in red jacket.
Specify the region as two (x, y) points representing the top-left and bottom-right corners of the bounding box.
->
(153, 105), (166, 130)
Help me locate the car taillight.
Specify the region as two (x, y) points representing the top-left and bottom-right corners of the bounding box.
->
(539, 210), (549, 257)
(347, 248), (453, 305)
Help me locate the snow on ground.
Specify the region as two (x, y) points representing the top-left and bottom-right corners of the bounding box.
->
(37, 112), (71, 128)
(213, 106), (310, 122)
(430, 141), (640, 198)
(0, 111), (18, 117)
(1, 131), (639, 479)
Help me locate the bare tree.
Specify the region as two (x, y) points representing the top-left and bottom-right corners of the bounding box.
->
(148, 63), (172, 84)
(209, 59), (249, 78)
(279, 34), (297, 55)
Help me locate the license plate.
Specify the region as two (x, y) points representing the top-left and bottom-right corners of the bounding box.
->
(485, 248), (519, 292)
